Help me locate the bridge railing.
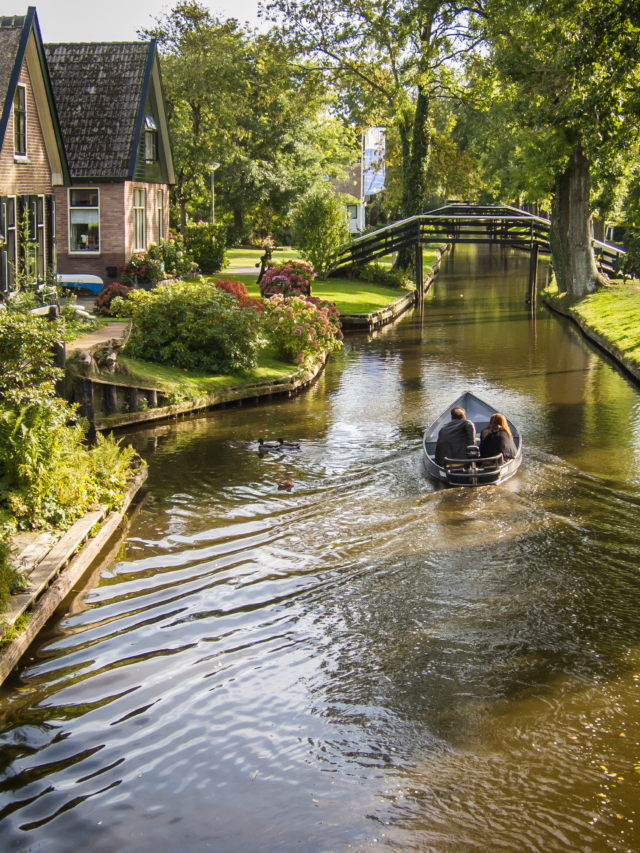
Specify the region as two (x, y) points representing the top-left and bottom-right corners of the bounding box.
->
(331, 204), (626, 277)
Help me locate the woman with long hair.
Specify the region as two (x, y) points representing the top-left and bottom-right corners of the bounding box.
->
(480, 413), (517, 460)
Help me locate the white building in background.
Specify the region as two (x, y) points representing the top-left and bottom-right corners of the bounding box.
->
(332, 127), (386, 235)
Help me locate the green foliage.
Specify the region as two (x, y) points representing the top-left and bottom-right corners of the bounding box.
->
(358, 262), (412, 289)
(141, 1), (351, 236)
(184, 221), (228, 274)
(262, 294), (343, 364)
(120, 281), (263, 374)
(0, 313), (141, 531)
(148, 234), (198, 279)
(94, 283), (135, 316)
(614, 230), (640, 283)
(292, 188), (351, 279)
(0, 538), (24, 613)
(120, 252), (164, 285)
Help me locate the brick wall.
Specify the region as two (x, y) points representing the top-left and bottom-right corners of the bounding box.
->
(55, 182), (125, 280)
(0, 59), (53, 197)
(56, 180), (171, 282)
(125, 181), (170, 258)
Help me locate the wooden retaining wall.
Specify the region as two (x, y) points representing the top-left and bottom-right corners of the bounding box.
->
(0, 469), (148, 686)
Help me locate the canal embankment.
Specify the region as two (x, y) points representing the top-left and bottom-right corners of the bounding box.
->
(541, 278), (640, 384)
(1, 468), (147, 685)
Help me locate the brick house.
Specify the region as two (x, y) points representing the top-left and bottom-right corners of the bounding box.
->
(0, 8), (70, 291)
(44, 40), (175, 283)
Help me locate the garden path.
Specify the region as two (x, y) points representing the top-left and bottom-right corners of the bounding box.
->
(67, 322), (128, 354)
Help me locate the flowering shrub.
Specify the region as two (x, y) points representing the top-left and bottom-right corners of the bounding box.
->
(262, 294), (343, 365)
(115, 281), (262, 374)
(94, 282), (134, 315)
(120, 252), (164, 285)
(259, 260), (315, 298)
(215, 279), (264, 313)
(184, 222), (228, 274)
(148, 236), (198, 279)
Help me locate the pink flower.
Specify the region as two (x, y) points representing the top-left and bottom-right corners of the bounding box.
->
(293, 326), (303, 337)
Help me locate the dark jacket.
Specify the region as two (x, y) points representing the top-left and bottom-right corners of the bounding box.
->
(435, 418), (476, 466)
(480, 429), (517, 460)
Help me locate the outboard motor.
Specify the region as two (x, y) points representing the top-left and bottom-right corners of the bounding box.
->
(466, 445), (480, 459)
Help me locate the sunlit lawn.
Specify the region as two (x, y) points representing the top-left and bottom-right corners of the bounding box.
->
(216, 245), (444, 313)
(543, 278), (640, 369)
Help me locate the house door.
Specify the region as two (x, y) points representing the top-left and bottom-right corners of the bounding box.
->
(0, 196), (18, 292)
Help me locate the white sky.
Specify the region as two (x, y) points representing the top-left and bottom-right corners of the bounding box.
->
(1, 1), (263, 42)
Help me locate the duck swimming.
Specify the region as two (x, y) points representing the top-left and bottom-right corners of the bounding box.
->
(258, 438), (281, 450)
(278, 477), (294, 491)
(278, 438), (301, 449)
(223, 440), (252, 449)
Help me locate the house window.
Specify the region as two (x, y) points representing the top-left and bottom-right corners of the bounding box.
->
(157, 189), (164, 241)
(29, 195), (45, 280)
(145, 115), (158, 163)
(133, 188), (146, 250)
(13, 85), (26, 157)
(69, 188), (100, 253)
(1, 197), (17, 289)
(346, 204), (358, 220)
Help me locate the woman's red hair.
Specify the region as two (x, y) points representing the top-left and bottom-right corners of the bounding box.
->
(489, 413), (513, 439)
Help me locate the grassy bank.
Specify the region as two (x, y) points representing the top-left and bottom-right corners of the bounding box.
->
(542, 279), (640, 370)
(117, 347), (300, 398)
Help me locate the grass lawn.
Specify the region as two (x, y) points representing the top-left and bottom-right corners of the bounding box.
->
(118, 347), (298, 397)
(543, 278), (640, 369)
(211, 273), (409, 314)
(222, 245), (442, 273)
(213, 245), (445, 314)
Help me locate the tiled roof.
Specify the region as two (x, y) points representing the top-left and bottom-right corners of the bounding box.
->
(44, 42), (150, 178)
(0, 17), (26, 139)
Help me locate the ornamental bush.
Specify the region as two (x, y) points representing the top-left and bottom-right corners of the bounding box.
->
(148, 235), (199, 280)
(215, 279), (264, 313)
(262, 294), (343, 365)
(117, 281), (263, 374)
(359, 262), (413, 289)
(291, 186), (351, 279)
(184, 222), (228, 274)
(94, 282), (134, 315)
(259, 260), (315, 298)
(120, 252), (164, 285)
(0, 313), (141, 532)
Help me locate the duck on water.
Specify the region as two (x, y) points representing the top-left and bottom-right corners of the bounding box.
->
(423, 391), (523, 487)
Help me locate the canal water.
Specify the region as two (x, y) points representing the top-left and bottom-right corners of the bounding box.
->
(1, 245), (640, 852)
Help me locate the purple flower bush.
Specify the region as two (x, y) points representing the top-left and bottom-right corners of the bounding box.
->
(261, 294), (343, 365)
(259, 260), (315, 298)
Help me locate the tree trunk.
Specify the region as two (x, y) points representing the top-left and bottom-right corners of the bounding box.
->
(180, 198), (187, 235)
(550, 147), (602, 297)
(396, 87), (431, 270)
(233, 208), (244, 237)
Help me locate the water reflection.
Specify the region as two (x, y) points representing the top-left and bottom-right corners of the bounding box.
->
(1, 245), (639, 852)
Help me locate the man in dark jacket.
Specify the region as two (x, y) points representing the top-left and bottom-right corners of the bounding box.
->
(435, 407), (476, 466)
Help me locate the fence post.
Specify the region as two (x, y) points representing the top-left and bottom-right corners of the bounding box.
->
(527, 242), (539, 304)
(80, 378), (94, 422)
(415, 242), (424, 304)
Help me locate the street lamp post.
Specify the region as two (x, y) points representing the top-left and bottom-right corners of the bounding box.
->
(210, 163), (220, 224)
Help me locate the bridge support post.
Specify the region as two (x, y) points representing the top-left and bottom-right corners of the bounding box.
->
(415, 243), (424, 303)
(527, 242), (539, 304)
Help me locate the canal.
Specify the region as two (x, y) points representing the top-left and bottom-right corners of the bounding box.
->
(1, 245), (640, 852)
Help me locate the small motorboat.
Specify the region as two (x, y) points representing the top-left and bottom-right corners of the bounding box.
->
(423, 391), (523, 487)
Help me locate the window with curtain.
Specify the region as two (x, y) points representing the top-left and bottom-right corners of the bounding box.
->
(133, 188), (146, 250)
(69, 189), (99, 253)
(157, 189), (164, 241)
(145, 115), (158, 163)
(2, 197), (17, 289)
(13, 85), (26, 156)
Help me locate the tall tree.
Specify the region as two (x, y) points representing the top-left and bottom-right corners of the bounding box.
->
(264, 0), (482, 264)
(480, 0), (640, 295)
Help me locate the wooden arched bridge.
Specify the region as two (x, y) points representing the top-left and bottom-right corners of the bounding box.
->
(333, 203), (625, 300)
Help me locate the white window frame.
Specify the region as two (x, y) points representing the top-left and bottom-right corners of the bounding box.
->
(13, 83), (28, 161)
(2, 196), (18, 289)
(133, 188), (147, 251)
(157, 189), (164, 242)
(68, 187), (101, 256)
(29, 194), (46, 280)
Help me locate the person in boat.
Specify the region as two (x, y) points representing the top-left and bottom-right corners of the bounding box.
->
(480, 413), (517, 460)
(435, 407), (476, 466)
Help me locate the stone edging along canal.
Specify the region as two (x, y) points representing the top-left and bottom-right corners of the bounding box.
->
(541, 289), (640, 386)
(339, 243), (451, 331)
(0, 469), (148, 686)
